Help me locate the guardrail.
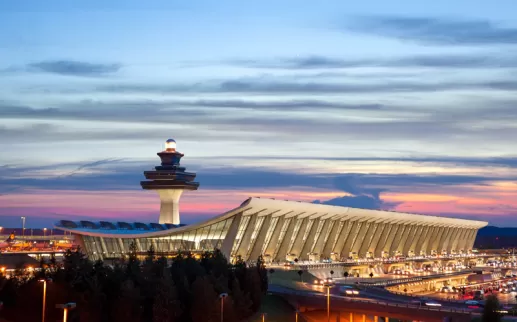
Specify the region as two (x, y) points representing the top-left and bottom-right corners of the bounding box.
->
(272, 288), (472, 315)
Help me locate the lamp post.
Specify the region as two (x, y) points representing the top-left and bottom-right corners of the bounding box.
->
(56, 303), (76, 322)
(324, 283), (331, 322)
(21, 217), (26, 238)
(219, 293), (228, 322)
(39, 278), (52, 322)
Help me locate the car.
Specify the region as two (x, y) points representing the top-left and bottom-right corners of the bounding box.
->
(339, 286), (359, 296)
(424, 301), (442, 307)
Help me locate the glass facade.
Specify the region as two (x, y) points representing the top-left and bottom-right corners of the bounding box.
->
(80, 217), (234, 261)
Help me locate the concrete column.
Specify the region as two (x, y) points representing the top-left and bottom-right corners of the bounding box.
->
(157, 189), (184, 224)
(350, 312), (353, 322)
(340, 221), (362, 259)
(428, 226), (446, 254)
(352, 221), (375, 256)
(413, 225), (432, 256)
(300, 219), (322, 260)
(248, 215), (272, 260)
(383, 224), (401, 257)
(320, 220), (341, 258)
(374, 223), (396, 257)
(450, 228), (468, 253)
(289, 218), (310, 257)
(358, 222), (379, 257)
(374, 316), (378, 322)
(402, 225), (422, 256)
(436, 227), (453, 253)
(466, 229), (479, 250)
(456, 228), (472, 252)
(332, 220), (352, 256)
(367, 222), (388, 257)
(312, 219), (332, 255)
(236, 214), (258, 258)
(263, 216), (285, 256)
(388, 224), (407, 256)
(362, 314), (366, 322)
(273, 217), (297, 262)
(440, 227), (456, 254)
(445, 227), (462, 253)
(396, 224), (417, 255)
(221, 212), (242, 259)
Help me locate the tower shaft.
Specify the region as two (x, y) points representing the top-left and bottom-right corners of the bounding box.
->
(157, 190), (183, 225)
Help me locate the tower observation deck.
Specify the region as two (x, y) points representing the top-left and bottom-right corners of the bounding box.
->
(140, 139), (199, 224)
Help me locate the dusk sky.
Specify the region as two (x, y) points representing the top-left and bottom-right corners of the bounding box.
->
(1, 0), (517, 228)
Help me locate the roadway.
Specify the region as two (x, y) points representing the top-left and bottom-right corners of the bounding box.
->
(269, 284), (474, 322)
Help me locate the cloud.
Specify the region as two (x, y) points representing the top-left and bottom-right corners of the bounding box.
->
(27, 60), (121, 76)
(2, 159), (513, 194)
(346, 16), (517, 46)
(96, 78), (517, 95)
(230, 54), (517, 70)
(2, 96), (517, 148)
(314, 195), (389, 209)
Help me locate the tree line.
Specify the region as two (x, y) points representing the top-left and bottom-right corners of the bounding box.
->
(0, 243), (268, 322)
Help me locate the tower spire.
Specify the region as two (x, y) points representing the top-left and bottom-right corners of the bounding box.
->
(140, 139), (199, 224)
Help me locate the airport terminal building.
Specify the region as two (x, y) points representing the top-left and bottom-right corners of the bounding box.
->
(55, 139), (488, 263)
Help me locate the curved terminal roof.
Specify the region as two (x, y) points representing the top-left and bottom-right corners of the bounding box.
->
(55, 197), (488, 238)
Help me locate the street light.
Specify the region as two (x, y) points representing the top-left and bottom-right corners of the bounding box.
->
(219, 293), (228, 322)
(39, 278), (52, 322)
(43, 228), (47, 237)
(56, 303), (76, 322)
(324, 283), (332, 322)
(21, 217), (26, 238)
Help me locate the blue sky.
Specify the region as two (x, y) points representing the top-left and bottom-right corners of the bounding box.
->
(1, 0), (517, 228)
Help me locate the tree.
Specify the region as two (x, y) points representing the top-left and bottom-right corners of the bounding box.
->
(153, 273), (181, 322)
(330, 270), (334, 277)
(369, 272), (374, 279)
(256, 255), (268, 293)
(297, 270), (303, 282)
(483, 295), (501, 322)
(190, 276), (219, 322)
(343, 271), (349, 284)
(145, 244), (155, 264)
(231, 277), (252, 320)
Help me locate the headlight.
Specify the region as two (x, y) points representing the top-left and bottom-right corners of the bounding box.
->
(346, 290), (353, 294)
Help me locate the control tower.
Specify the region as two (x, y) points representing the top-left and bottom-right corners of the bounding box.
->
(140, 139), (199, 224)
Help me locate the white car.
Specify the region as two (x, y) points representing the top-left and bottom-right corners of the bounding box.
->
(339, 286), (359, 296)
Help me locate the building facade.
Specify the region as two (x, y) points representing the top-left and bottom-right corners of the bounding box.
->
(55, 139), (488, 262)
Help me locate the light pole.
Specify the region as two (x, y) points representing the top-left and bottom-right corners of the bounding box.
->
(21, 217), (26, 238)
(39, 278), (52, 322)
(56, 303), (76, 322)
(219, 293), (228, 322)
(325, 283), (331, 322)
(43, 228), (47, 237)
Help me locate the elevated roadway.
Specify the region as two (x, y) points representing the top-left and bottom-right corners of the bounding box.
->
(269, 285), (473, 322)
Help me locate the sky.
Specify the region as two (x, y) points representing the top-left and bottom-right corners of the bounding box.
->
(1, 0), (517, 228)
